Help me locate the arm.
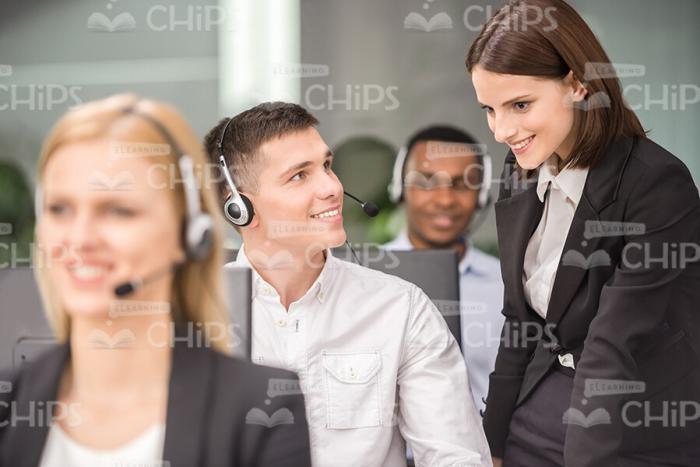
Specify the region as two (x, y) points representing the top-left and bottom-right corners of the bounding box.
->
(482, 157), (541, 457)
(564, 159), (700, 466)
(398, 285), (492, 467)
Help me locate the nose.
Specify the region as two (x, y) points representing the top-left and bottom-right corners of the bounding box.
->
(317, 170), (342, 201)
(492, 112), (517, 144)
(433, 185), (457, 208)
(67, 210), (100, 254)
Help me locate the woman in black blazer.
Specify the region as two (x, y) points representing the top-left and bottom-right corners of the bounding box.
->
(0, 94), (311, 467)
(466, 1), (700, 466)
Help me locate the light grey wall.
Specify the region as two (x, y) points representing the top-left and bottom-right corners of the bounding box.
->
(576, 0), (700, 178)
(0, 0), (220, 182)
(1, 0), (697, 248)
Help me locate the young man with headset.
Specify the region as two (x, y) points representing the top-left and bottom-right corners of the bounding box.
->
(383, 126), (504, 415)
(204, 103), (491, 467)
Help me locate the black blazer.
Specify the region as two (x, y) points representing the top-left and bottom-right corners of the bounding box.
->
(483, 136), (700, 466)
(0, 330), (312, 467)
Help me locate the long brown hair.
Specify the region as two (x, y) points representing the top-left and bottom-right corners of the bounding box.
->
(466, 0), (646, 169)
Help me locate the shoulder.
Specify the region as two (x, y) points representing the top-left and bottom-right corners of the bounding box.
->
(628, 137), (692, 175)
(329, 255), (418, 297)
(0, 343), (67, 398)
(623, 137), (698, 201)
(187, 347), (306, 426)
(381, 234), (411, 250)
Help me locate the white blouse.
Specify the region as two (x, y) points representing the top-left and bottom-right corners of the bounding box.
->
(38, 423), (166, 467)
(523, 155), (589, 319)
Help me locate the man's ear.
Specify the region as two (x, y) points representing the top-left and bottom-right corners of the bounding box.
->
(566, 70), (588, 103)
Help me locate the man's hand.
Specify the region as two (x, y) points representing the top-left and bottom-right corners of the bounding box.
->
(492, 457), (503, 467)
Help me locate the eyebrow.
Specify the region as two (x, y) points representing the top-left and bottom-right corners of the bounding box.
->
(479, 94), (532, 108)
(279, 150), (333, 180)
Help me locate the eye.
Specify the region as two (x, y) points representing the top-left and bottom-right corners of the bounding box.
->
(47, 203), (69, 216)
(323, 160), (332, 171)
(290, 171), (307, 182)
(514, 101), (530, 111)
(481, 105), (494, 115)
(106, 206), (136, 217)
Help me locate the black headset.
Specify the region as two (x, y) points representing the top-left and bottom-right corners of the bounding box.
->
(216, 117), (255, 227)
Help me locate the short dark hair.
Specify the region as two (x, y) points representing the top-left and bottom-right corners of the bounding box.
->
(406, 125), (481, 158)
(404, 125), (485, 181)
(466, 0), (646, 169)
(204, 102), (319, 196)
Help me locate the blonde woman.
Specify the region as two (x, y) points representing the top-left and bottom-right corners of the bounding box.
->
(0, 94), (311, 467)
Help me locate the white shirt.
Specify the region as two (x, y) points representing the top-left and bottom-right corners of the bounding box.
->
(382, 233), (504, 414)
(523, 155), (589, 319)
(228, 246), (491, 467)
(39, 423), (165, 467)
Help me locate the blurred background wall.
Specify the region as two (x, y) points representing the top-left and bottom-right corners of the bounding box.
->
(1, 0), (698, 254)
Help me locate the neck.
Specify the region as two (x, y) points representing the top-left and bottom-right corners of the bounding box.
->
(407, 230), (468, 261)
(65, 313), (172, 404)
(243, 241), (326, 310)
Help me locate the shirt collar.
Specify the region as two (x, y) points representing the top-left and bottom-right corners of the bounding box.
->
(536, 155), (589, 205)
(232, 244), (334, 304)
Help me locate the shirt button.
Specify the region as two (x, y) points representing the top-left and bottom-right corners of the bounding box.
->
(276, 319), (287, 327)
(318, 291), (325, 301)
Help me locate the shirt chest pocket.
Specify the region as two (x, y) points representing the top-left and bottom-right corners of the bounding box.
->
(322, 350), (382, 429)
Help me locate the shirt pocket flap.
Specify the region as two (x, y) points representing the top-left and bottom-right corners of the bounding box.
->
(322, 351), (381, 384)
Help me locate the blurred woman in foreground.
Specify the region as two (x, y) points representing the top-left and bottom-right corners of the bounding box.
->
(0, 94), (311, 467)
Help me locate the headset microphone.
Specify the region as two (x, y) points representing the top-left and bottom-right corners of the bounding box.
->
(343, 191), (379, 218)
(114, 262), (183, 297)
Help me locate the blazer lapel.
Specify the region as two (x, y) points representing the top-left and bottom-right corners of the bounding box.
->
(495, 165), (543, 319)
(162, 329), (215, 467)
(545, 136), (636, 326)
(7, 344), (69, 467)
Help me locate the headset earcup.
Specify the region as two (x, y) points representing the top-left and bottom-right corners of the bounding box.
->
(477, 155), (493, 209)
(224, 194), (255, 227)
(238, 194), (255, 226)
(388, 146), (408, 204)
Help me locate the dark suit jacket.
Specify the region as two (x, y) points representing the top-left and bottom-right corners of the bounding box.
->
(483, 136), (700, 466)
(0, 329), (312, 467)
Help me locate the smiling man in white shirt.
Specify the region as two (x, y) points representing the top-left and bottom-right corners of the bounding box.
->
(204, 103), (491, 467)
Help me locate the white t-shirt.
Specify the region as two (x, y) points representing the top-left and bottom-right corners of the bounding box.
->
(39, 423), (166, 467)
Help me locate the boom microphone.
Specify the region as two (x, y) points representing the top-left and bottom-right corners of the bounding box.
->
(114, 262), (183, 297)
(343, 191), (380, 217)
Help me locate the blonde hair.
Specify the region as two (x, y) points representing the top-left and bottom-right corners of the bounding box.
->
(34, 94), (231, 353)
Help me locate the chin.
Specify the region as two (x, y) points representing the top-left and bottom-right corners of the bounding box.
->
(427, 236), (458, 248)
(326, 230), (347, 248)
(62, 296), (111, 320)
(515, 153), (548, 170)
